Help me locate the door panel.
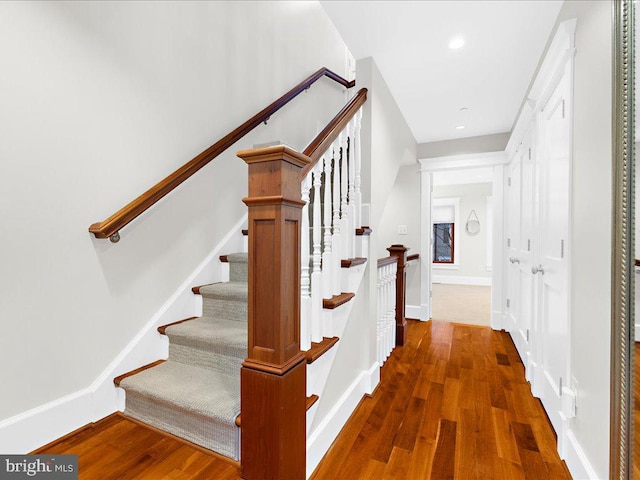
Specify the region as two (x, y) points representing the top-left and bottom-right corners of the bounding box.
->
(506, 158), (521, 337)
(536, 68), (571, 436)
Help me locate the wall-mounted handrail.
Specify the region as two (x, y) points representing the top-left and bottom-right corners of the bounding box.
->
(88, 67), (355, 242)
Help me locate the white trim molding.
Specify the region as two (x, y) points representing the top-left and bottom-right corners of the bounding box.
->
(563, 429), (600, 480)
(406, 304), (429, 321)
(0, 390), (93, 453)
(419, 151), (509, 171)
(432, 197), (460, 267)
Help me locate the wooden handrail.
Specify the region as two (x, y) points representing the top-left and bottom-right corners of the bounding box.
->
(88, 67), (355, 241)
(377, 256), (399, 268)
(301, 88), (368, 178)
(407, 253), (420, 262)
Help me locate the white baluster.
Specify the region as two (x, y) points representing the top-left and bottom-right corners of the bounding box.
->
(347, 120), (357, 259)
(311, 163), (323, 343)
(390, 262), (397, 350)
(381, 265), (386, 363)
(340, 129), (349, 261)
(354, 109), (363, 234)
(332, 134), (342, 296)
(385, 265), (393, 358)
(377, 265), (383, 365)
(322, 152), (334, 300)
(300, 175), (312, 351)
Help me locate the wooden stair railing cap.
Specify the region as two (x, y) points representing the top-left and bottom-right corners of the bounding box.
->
(236, 144), (311, 167)
(301, 88), (368, 177)
(377, 256), (399, 268)
(88, 67), (354, 242)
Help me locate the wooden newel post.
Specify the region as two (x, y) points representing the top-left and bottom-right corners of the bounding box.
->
(238, 145), (308, 480)
(387, 244), (409, 346)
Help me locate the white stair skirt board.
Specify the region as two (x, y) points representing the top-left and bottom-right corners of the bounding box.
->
(432, 275), (492, 286)
(306, 348), (339, 435)
(306, 362), (379, 479)
(406, 304), (429, 321)
(0, 215), (247, 455)
(0, 389), (93, 454)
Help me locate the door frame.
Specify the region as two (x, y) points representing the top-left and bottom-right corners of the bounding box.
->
(418, 151), (508, 329)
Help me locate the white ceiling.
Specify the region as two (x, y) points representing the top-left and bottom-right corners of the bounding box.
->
(321, 0), (563, 144)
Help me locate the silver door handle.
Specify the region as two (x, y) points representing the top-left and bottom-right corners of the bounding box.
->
(509, 257), (521, 264)
(531, 264), (545, 275)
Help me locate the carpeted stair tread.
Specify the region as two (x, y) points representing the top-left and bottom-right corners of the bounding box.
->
(224, 252), (247, 264)
(119, 250), (250, 460)
(164, 318), (246, 354)
(120, 361), (239, 425)
(198, 281), (247, 301)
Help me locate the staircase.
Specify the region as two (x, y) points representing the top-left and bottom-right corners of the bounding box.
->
(115, 253), (248, 460)
(108, 87), (372, 479)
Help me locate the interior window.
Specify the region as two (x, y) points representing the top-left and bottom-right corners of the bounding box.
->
(433, 222), (454, 263)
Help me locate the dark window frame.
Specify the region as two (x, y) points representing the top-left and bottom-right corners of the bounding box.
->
(433, 222), (455, 264)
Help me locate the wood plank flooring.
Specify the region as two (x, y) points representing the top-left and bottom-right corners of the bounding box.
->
(310, 320), (571, 480)
(35, 320), (570, 479)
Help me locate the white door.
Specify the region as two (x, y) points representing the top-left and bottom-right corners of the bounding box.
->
(506, 134), (537, 383)
(516, 134), (536, 381)
(506, 156), (521, 336)
(534, 67), (572, 440)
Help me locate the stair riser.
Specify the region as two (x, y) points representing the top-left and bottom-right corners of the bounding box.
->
(229, 262), (247, 283)
(169, 344), (245, 376)
(203, 299), (247, 322)
(124, 391), (239, 460)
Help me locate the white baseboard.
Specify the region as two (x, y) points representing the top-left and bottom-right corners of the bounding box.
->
(362, 362), (380, 395)
(563, 429), (599, 480)
(635, 322), (640, 341)
(0, 389), (92, 453)
(432, 275), (492, 286)
(406, 304), (429, 321)
(491, 310), (505, 330)
(0, 215), (247, 454)
(306, 363), (378, 479)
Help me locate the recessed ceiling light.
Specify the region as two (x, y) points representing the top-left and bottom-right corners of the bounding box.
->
(459, 107), (469, 112)
(456, 125), (465, 130)
(449, 37), (465, 49)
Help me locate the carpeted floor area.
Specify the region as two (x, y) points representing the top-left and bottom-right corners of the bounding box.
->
(431, 283), (491, 326)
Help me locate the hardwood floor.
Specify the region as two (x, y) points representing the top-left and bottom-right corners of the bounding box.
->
(35, 320), (570, 479)
(33, 413), (240, 480)
(310, 320), (571, 480)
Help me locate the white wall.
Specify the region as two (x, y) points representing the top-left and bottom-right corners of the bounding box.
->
(356, 56), (418, 368)
(0, 0), (352, 431)
(376, 164), (422, 305)
(431, 183), (493, 284)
